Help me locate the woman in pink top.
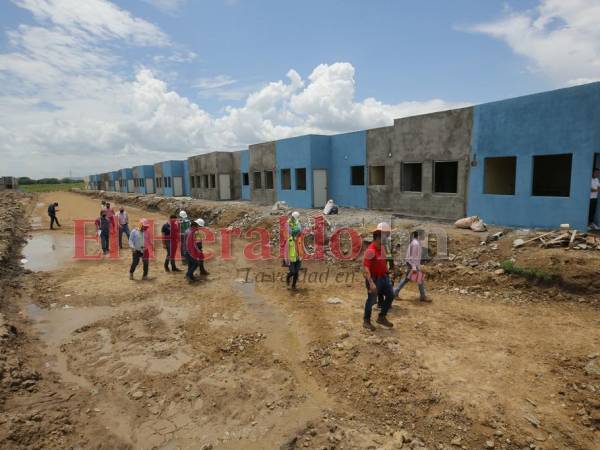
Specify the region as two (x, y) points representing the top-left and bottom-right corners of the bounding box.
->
(394, 230), (429, 302)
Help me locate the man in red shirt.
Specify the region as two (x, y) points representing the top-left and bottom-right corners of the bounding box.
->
(363, 227), (394, 330)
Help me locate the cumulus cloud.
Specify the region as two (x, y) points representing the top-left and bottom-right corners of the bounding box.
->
(1, 0), (468, 178)
(469, 0), (600, 86)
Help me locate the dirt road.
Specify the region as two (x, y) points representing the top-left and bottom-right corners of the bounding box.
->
(1, 191), (599, 449)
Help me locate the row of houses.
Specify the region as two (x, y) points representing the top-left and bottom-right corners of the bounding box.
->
(85, 82), (600, 230)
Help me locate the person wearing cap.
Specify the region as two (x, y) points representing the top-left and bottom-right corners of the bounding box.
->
(393, 230), (429, 302)
(284, 211), (303, 290)
(161, 214), (182, 272)
(129, 219), (151, 280)
(184, 219), (202, 282)
(362, 226), (394, 330)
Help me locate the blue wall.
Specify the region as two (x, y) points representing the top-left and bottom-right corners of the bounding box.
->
(330, 131), (367, 208)
(133, 165), (155, 194)
(468, 82), (600, 230)
(159, 160), (188, 196)
(240, 149), (250, 200)
(119, 168), (133, 192)
(276, 135), (315, 208)
(275, 133), (367, 209)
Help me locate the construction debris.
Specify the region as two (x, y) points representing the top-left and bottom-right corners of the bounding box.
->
(513, 230), (600, 250)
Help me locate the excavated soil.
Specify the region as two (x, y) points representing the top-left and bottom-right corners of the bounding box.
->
(0, 191), (599, 450)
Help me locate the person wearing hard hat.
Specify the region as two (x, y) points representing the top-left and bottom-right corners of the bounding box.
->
(179, 210), (191, 264)
(393, 230), (429, 302)
(129, 219), (151, 280)
(284, 211), (304, 290)
(362, 223), (394, 330)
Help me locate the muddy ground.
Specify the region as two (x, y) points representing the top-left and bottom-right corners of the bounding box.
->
(0, 190), (599, 450)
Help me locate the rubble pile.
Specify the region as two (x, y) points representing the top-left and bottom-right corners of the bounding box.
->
(513, 229), (600, 250)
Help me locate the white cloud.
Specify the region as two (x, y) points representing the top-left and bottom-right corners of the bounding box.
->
(1, 1), (468, 178)
(14, 0), (170, 46)
(469, 0), (600, 86)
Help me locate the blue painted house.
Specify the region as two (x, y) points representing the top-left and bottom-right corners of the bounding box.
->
(154, 160), (190, 197)
(118, 168), (134, 193)
(275, 133), (367, 209)
(132, 165), (155, 194)
(468, 82), (600, 230)
(240, 149), (250, 200)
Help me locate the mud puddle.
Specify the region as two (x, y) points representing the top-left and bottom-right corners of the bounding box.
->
(24, 303), (116, 389)
(231, 281), (333, 450)
(22, 232), (75, 271)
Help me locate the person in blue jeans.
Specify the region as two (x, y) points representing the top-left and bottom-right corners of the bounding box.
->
(363, 227), (394, 331)
(394, 230), (429, 302)
(95, 212), (110, 255)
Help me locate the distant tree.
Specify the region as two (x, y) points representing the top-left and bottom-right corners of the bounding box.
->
(37, 178), (60, 184)
(18, 177), (34, 185)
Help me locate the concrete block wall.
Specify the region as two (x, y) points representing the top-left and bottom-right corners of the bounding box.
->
(249, 141), (276, 205)
(188, 152), (238, 201)
(153, 162), (164, 196)
(366, 108), (473, 221)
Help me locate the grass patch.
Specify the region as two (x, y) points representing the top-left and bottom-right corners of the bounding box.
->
(500, 260), (558, 283)
(21, 182), (83, 193)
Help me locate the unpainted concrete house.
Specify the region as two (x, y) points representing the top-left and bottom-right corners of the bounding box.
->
(188, 151), (241, 201)
(366, 107), (473, 220)
(0, 177), (18, 190)
(248, 142), (276, 205)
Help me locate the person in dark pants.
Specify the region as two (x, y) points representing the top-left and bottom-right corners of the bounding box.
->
(184, 220), (200, 282)
(161, 214), (182, 272)
(589, 168), (600, 230)
(363, 228), (394, 331)
(95, 212), (110, 255)
(129, 219), (150, 280)
(117, 207), (130, 249)
(48, 202), (60, 229)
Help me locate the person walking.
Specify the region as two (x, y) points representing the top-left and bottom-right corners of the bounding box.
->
(104, 202), (116, 231)
(393, 230), (429, 302)
(284, 211), (303, 291)
(363, 225), (394, 331)
(161, 214), (182, 272)
(179, 210), (191, 264)
(95, 212), (110, 255)
(129, 219), (150, 280)
(117, 207), (130, 249)
(184, 219), (200, 282)
(48, 202), (60, 229)
(589, 168), (600, 230)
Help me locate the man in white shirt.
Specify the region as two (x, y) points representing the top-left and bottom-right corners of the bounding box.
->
(590, 169), (600, 230)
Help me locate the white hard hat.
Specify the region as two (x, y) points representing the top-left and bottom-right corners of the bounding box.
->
(179, 210), (187, 218)
(375, 222), (391, 232)
(194, 218), (205, 227)
(291, 211), (300, 219)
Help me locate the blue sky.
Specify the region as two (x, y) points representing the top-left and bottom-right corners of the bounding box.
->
(1, 0), (599, 177)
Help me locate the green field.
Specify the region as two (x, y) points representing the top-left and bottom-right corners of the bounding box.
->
(20, 182), (84, 193)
